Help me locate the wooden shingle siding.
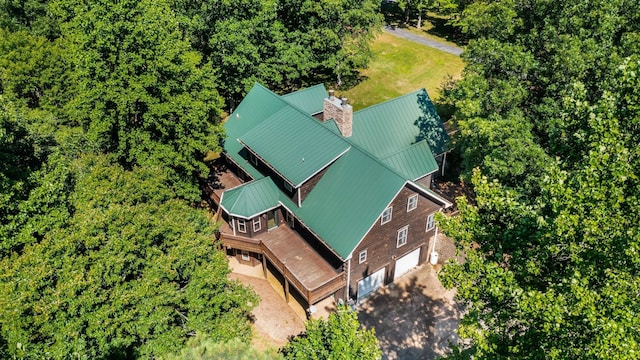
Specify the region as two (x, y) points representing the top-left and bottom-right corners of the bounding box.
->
(349, 185), (440, 298)
(297, 165), (331, 204)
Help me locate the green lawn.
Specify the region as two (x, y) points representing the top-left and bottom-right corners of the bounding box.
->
(342, 32), (464, 110)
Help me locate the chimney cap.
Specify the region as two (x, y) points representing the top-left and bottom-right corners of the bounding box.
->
(328, 89), (335, 100)
(341, 97), (348, 105)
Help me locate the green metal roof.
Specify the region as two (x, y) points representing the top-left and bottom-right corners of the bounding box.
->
(380, 141), (438, 180)
(282, 84), (327, 115)
(221, 83), (449, 260)
(224, 83), (290, 180)
(293, 147), (407, 259)
(239, 106), (351, 187)
(351, 89), (449, 157)
(220, 177), (280, 219)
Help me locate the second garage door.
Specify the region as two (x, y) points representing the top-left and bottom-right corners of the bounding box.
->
(394, 248), (421, 280)
(357, 267), (386, 301)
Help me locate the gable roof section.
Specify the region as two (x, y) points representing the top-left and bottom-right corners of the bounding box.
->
(292, 147), (407, 259)
(380, 141), (438, 180)
(282, 84), (327, 115)
(220, 177), (281, 219)
(239, 104), (351, 187)
(224, 84), (290, 179)
(350, 89), (449, 158)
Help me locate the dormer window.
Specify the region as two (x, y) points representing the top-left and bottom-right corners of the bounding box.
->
(381, 206), (393, 225)
(407, 194), (418, 212)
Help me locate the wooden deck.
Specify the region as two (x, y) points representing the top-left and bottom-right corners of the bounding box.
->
(220, 226), (345, 305)
(207, 160), (345, 305)
(204, 164), (244, 204)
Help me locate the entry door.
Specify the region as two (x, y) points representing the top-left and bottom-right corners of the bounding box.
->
(266, 210), (278, 229)
(394, 248), (421, 280)
(357, 267), (386, 301)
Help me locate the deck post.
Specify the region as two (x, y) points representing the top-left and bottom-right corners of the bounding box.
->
(284, 265), (290, 303)
(261, 254), (268, 279)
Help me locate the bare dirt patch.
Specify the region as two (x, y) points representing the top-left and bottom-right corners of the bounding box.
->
(229, 272), (305, 351)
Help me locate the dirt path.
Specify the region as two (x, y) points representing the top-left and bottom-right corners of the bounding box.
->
(383, 25), (464, 56)
(229, 273), (305, 350)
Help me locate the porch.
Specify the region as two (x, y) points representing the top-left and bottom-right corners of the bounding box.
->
(219, 225), (346, 307)
(206, 160), (345, 307)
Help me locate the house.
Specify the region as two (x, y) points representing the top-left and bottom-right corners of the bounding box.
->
(206, 83), (452, 311)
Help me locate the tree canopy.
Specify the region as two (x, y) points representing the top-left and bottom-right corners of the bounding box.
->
(281, 305), (381, 360)
(0, 0), (384, 357)
(0, 155), (258, 358)
(438, 0), (640, 358)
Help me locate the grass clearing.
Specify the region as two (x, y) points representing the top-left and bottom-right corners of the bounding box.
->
(341, 32), (464, 110)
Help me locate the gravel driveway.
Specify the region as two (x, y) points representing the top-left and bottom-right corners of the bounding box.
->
(229, 234), (464, 358)
(357, 235), (465, 359)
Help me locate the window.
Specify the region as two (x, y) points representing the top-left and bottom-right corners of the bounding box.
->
(407, 194), (418, 212)
(253, 217), (261, 232)
(426, 213), (435, 231)
(381, 206), (393, 225)
(397, 226), (408, 248)
(250, 153), (258, 165)
(237, 218), (246, 233)
(359, 250), (368, 264)
(284, 181), (293, 192)
(241, 250), (250, 261)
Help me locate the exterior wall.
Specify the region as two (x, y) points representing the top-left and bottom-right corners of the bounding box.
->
(231, 248), (261, 266)
(348, 185), (442, 299)
(296, 166), (331, 204)
(230, 208), (285, 239)
(415, 173), (433, 189)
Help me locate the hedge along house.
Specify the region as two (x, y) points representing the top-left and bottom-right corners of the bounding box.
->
(206, 83), (452, 310)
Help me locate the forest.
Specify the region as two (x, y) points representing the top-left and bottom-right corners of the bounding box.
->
(1, 0), (639, 359)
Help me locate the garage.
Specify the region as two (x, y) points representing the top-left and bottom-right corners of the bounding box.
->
(357, 267), (386, 301)
(394, 247), (421, 280)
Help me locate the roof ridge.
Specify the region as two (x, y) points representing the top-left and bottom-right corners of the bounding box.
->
(340, 135), (410, 182)
(281, 83), (326, 98)
(248, 82), (352, 154)
(353, 88), (427, 115)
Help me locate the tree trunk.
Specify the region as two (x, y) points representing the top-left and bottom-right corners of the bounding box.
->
(417, 12), (422, 29)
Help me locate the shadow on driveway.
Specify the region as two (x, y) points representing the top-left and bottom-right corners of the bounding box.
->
(357, 265), (464, 360)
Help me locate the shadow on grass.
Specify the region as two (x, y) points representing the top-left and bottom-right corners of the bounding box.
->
(422, 15), (468, 46)
(357, 273), (465, 360)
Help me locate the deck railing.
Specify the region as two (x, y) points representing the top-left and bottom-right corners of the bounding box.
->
(220, 232), (262, 253)
(223, 232), (345, 304)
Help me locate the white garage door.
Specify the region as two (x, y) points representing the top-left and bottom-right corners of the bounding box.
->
(394, 248), (421, 280)
(357, 267), (386, 301)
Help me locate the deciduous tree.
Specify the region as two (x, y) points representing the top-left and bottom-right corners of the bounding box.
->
(282, 305), (381, 360)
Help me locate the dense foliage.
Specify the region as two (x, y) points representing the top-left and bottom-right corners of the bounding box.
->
(0, 0), (383, 358)
(439, 0), (640, 358)
(281, 305), (381, 360)
(162, 335), (283, 360)
(172, 0), (382, 105)
(1, 155), (258, 358)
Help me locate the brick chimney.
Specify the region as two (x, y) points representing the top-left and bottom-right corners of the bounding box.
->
(322, 91), (352, 137)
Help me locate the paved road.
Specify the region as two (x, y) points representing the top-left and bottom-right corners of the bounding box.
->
(383, 26), (463, 56)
